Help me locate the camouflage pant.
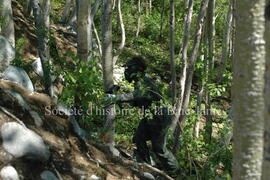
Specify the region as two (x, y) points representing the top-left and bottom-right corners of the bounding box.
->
(133, 118), (179, 172)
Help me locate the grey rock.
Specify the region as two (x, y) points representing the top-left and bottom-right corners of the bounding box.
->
(0, 122), (50, 161)
(0, 36), (15, 74)
(2, 66), (43, 126)
(0, 166), (19, 180)
(40, 171), (59, 180)
(142, 172), (155, 180)
(3, 65), (34, 92)
(32, 58), (44, 77)
(31, 58), (57, 81)
(29, 110), (43, 127)
(71, 167), (86, 175)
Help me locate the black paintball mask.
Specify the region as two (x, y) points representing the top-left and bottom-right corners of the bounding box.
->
(123, 57), (147, 83)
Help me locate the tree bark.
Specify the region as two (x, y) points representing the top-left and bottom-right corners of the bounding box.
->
(170, 0), (193, 131)
(33, 0), (54, 98)
(232, 0), (265, 179)
(77, 0), (91, 60)
(172, 0), (209, 153)
(216, 1), (233, 82)
(112, 0), (126, 65)
(60, 0), (72, 23)
(136, 0), (141, 37)
(169, 0), (176, 104)
(93, 22), (102, 57)
(262, 1), (270, 179)
(0, 0), (15, 47)
(194, 54), (205, 138)
(204, 0), (215, 143)
(159, 0), (165, 41)
(101, 0), (115, 145)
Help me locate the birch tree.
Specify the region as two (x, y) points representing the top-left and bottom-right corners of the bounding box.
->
(136, 0), (141, 37)
(262, 1), (270, 179)
(216, 1), (233, 82)
(112, 0), (125, 65)
(232, 0), (265, 179)
(33, 0), (54, 98)
(77, 0), (91, 60)
(170, 0), (193, 131)
(0, 0), (15, 47)
(172, 0), (209, 153)
(101, 0), (115, 145)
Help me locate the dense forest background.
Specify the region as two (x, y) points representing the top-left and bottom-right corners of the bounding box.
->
(1, 0), (268, 179)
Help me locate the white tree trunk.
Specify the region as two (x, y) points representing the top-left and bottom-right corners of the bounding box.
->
(172, 0), (209, 153)
(101, 0), (115, 145)
(0, 0), (15, 47)
(112, 0), (125, 65)
(77, 0), (91, 60)
(34, 0), (54, 98)
(232, 0), (265, 179)
(170, 0), (193, 131)
(216, 1), (233, 82)
(136, 0), (141, 37)
(261, 1), (270, 179)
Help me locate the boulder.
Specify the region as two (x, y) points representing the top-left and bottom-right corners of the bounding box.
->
(40, 170), (59, 180)
(0, 166), (19, 180)
(2, 66), (43, 126)
(3, 65), (34, 92)
(31, 57), (44, 77)
(0, 36), (15, 75)
(142, 172), (155, 180)
(0, 122), (50, 161)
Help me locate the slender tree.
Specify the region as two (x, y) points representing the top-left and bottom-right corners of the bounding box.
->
(232, 0), (265, 179)
(170, 0), (193, 131)
(0, 0), (15, 47)
(216, 1), (233, 82)
(136, 0), (141, 37)
(172, 0), (209, 153)
(77, 0), (91, 60)
(204, 0), (215, 143)
(159, 0), (165, 41)
(33, 0), (54, 98)
(101, 0), (115, 145)
(262, 1), (270, 179)
(169, 0), (176, 104)
(60, 0), (72, 23)
(112, 0), (126, 65)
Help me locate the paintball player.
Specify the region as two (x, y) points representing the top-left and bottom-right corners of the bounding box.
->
(108, 56), (180, 173)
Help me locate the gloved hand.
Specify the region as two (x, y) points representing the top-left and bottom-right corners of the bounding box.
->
(106, 85), (121, 94)
(105, 94), (117, 102)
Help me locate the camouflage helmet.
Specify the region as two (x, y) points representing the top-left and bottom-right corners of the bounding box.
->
(123, 56), (147, 72)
